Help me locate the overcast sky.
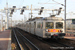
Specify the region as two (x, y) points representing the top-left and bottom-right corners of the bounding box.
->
(0, 0), (75, 21)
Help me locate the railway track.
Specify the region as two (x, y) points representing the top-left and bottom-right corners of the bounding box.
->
(13, 28), (39, 50)
(16, 28), (75, 50)
(37, 37), (75, 50)
(59, 39), (75, 47)
(11, 28), (21, 50)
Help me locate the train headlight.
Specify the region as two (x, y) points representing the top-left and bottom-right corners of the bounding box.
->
(48, 30), (50, 32)
(58, 30), (62, 33)
(46, 29), (48, 32)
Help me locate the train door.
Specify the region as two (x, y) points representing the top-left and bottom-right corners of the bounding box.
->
(26, 23), (27, 31)
(34, 22), (36, 35)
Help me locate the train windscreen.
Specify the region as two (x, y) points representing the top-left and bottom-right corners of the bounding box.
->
(56, 22), (63, 29)
(46, 22), (54, 29)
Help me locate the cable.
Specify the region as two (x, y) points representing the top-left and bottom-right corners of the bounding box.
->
(52, 0), (61, 4)
(52, 0), (64, 6)
(38, 0), (51, 6)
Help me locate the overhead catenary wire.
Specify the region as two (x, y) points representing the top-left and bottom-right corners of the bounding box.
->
(52, 0), (62, 4)
(38, 0), (51, 6)
(38, 0), (64, 6)
(52, 0), (64, 6)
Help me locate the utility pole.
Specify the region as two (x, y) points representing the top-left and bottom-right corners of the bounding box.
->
(5, 2), (9, 29)
(65, 0), (66, 33)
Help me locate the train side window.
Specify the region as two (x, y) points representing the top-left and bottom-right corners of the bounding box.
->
(37, 22), (43, 29)
(31, 23), (34, 28)
(31, 23), (32, 28)
(26, 24), (27, 27)
(27, 24), (29, 28)
(29, 23), (31, 27)
(24, 23), (26, 27)
(27, 24), (28, 27)
(24, 25), (25, 27)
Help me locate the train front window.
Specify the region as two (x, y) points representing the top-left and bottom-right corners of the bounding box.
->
(56, 22), (63, 29)
(46, 22), (54, 29)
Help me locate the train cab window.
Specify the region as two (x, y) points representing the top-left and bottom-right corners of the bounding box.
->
(46, 22), (54, 29)
(56, 22), (63, 29)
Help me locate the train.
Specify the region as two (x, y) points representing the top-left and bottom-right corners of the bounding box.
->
(16, 15), (66, 39)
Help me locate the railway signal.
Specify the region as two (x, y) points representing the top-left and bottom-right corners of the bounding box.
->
(20, 6), (26, 15)
(10, 6), (16, 14)
(38, 7), (44, 15)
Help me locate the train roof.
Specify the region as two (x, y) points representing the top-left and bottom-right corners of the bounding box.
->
(26, 16), (64, 22)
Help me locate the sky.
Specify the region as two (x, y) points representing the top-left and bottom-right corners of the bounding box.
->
(0, 0), (75, 21)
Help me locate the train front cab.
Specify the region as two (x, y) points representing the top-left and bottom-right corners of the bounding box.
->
(45, 21), (65, 39)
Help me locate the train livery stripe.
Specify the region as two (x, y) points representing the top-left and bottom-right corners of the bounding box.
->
(48, 29), (60, 32)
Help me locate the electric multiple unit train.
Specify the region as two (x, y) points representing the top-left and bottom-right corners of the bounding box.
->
(17, 16), (65, 39)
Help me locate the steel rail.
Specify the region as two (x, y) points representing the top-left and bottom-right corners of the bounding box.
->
(15, 28), (39, 50)
(13, 29), (22, 50)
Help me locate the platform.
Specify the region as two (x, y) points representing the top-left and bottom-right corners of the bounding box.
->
(0, 30), (11, 50)
(64, 33), (75, 40)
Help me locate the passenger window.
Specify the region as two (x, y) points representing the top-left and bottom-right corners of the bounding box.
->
(31, 23), (34, 28)
(37, 22), (43, 29)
